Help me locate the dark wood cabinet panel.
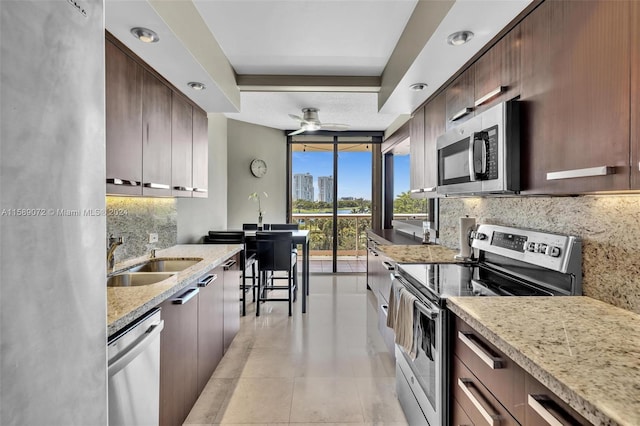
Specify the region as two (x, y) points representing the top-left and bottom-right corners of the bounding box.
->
(192, 109), (209, 198)
(171, 93), (193, 197)
(159, 289), (199, 426)
(474, 26), (521, 115)
(445, 65), (475, 130)
(223, 254), (240, 352)
(105, 40), (143, 196)
(522, 0), (630, 194)
(197, 268), (224, 394)
(142, 70), (172, 197)
(423, 92), (446, 196)
(525, 374), (590, 425)
(631, 1), (640, 189)
(409, 106), (426, 196)
(451, 398), (473, 426)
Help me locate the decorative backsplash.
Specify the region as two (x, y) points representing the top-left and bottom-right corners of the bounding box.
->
(106, 196), (177, 263)
(439, 196), (640, 314)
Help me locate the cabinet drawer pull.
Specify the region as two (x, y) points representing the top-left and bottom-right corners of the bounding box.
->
(546, 166), (615, 181)
(173, 185), (194, 191)
(410, 188), (425, 194)
(421, 186), (436, 192)
(222, 259), (237, 270)
(457, 378), (500, 426)
(197, 274), (217, 287)
(143, 182), (171, 190)
(382, 261), (395, 271)
(193, 187), (208, 193)
(449, 107), (473, 122)
(458, 331), (503, 369)
(172, 287), (199, 304)
(474, 86), (505, 107)
(528, 394), (573, 426)
(381, 304), (389, 315)
(107, 178), (140, 187)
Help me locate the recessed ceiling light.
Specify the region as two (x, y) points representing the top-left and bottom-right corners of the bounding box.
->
(409, 83), (428, 91)
(130, 27), (159, 43)
(188, 82), (206, 91)
(447, 30), (474, 46)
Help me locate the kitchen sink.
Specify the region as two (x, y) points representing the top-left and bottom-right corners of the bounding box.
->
(126, 258), (202, 273)
(107, 272), (176, 287)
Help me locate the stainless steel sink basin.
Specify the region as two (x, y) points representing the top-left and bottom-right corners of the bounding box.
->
(107, 272), (175, 287)
(126, 258), (202, 273)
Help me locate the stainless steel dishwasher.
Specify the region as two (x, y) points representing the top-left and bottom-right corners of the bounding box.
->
(108, 307), (164, 426)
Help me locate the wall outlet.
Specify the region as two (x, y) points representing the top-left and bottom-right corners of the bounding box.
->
(149, 233), (159, 243)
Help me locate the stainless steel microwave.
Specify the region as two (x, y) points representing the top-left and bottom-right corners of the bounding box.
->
(436, 101), (520, 196)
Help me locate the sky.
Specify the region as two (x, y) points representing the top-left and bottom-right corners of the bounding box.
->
(292, 151), (410, 200)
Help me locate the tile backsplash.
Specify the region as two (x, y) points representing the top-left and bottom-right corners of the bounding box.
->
(439, 196), (640, 314)
(106, 196), (177, 263)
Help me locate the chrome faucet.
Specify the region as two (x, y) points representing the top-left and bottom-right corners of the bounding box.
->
(107, 235), (124, 273)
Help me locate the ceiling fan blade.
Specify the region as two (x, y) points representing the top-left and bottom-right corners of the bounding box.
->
(287, 128), (307, 136)
(288, 114), (304, 122)
(321, 123), (350, 131)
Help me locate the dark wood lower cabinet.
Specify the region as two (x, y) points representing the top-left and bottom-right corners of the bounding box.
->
(223, 254), (241, 352)
(196, 267), (224, 394)
(159, 287), (199, 426)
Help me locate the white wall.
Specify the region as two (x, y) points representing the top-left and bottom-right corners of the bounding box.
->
(227, 119), (287, 229)
(177, 113), (228, 242)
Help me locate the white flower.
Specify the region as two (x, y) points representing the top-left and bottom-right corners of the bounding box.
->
(248, 192), (268, 215)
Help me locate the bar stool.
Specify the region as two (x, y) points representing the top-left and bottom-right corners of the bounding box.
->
(204, 231), (257, 316)
(255, 231), (298, 316)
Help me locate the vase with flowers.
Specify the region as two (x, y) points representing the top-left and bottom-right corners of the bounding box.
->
(248, 191), (268, 229)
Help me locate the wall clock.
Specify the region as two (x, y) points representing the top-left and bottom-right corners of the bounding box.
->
(250, 158), (267, 178)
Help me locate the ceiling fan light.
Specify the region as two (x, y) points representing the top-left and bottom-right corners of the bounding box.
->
(447, 30), (474, 46)
(305, 122), (321, 131)
(130, 27), (159, 43)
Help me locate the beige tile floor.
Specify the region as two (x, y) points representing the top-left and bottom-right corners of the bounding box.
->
(184, 274), (408, 425)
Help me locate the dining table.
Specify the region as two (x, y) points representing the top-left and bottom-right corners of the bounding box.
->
(243, 229), (310, 313)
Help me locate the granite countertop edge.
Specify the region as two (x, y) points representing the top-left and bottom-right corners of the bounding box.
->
(446, 298), (621, 426)
(107, 244), (242, 336)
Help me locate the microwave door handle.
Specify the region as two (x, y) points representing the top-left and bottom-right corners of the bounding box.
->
(468, 136), (477, 181)
(480, 133), (487, 174)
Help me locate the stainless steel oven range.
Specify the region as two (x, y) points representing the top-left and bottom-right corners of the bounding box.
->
(391, 224), (582, 426)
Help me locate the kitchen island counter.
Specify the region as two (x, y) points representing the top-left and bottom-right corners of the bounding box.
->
(107, 244), (242, 336)
(447, 296), (640, 426)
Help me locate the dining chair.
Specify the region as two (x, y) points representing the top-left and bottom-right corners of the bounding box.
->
(204, 231), (257, 316)
(255, 231), (298, 316)
(242, 223), (258, 230)
(268, 223), (299, 230)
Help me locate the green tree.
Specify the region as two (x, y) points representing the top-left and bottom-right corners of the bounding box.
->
(393, 191), (427, 214)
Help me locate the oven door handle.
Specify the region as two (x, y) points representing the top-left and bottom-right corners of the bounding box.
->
(414, 299), (439, 319)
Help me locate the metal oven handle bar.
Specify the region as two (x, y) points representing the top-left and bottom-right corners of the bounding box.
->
(457, 378), (500, 426)
(394, 277), (440, 319)
(414, 299), (439, 319)
(527, 394), (572, 426)
(458, 331), (503, 369)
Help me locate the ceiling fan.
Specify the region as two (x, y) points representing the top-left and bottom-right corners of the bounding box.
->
(287, 108), (350, 136)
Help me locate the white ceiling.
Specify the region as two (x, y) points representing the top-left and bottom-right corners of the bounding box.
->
(105, 0), (533, 134)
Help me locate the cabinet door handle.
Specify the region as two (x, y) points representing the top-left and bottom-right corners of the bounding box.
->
(193, 188), (208, 193)
(449, 107), (473, 122)
(458, 331), (503, 369)
(457, 378), (500, 426)
(223, 259), (237, 270)
(527, 394), (572, 426)
(197, 274), (217, 287)
(172, 287), (199, 304)
(382, 261), (395, 271)
(421, 186), (436, 192)
(143, 182), (171, 190)
(474, 86), (505, 107)
(546, 166), (615, 181)
(107, 178), (140, 187)
(410, 188), (425, 194)
(173, 186), (194, 191)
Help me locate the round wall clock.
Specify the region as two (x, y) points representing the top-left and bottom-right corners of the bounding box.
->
(250, 158), (267, 178)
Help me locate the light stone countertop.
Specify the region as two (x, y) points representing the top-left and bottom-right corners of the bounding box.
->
(107, 244), (242, 336)
(378, 244), (463, 263)
(447, 296), (640, 426)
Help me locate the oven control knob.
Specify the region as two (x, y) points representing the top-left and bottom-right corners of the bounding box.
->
(475, 232), (488, 241)
(538, 243), (548, 253)
(526, 242), (536, 252)
(547, 246), (561, 257)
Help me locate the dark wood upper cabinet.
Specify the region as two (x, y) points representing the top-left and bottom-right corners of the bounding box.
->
(409, 106), (426, 197)
(521, 0), (630, 194)
(631, 1), (640, 189)
(192, 109), (209, 198)
(445, 65), (475, 130)
(142, 70), (172, 197)
(423, 92), (446, 196)
(474, 26), (521, 115)
(171, 93), (193, 197)
(106, 40), (143, 196)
